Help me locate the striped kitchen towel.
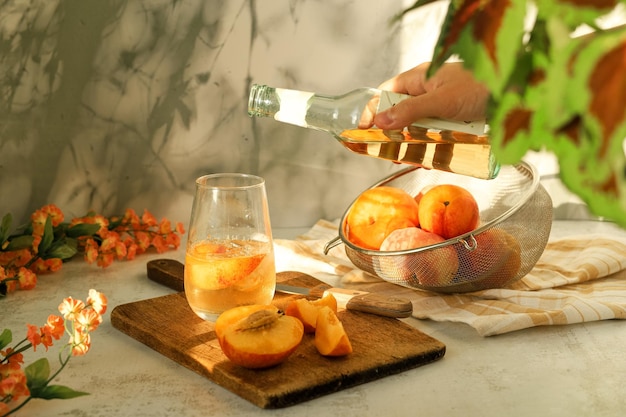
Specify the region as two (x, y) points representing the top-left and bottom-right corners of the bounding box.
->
(274, 220), (626, 336)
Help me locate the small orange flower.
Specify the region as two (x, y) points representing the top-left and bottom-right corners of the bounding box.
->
(45, 258), (63, 272)
(1, 348), (23, 366)
(30, 258), (48, 273)
(134, 231), (151, 252)
(75, 308), (102, 333)
(41, 204), (64, 227)
(70, 331), (91, 356)
(39, 327), (55, 351)
(0, 362), (21, 381)
(166, 232), (181, 249)
(122, 208), (140, 228)
(0, 370), (30, 401)
(89, 215), (109, 237)
(125, 241), (138, 260)
(96, 252), (114, 268)
(141, 209), (157, 228)
(58, 297), (86, 321)
(99, 233), (120, 252)
(17, 267), (37, 290)
(3, 279), (17, 293)
(45, 206), (63, 226)
(45, 315), (66, 339)
(151, 235), (167, 253)
(158, 218), (172, 235)
(31, 209), (48, 231)
(26, 324), (42, 351)
(87, 289), (108, 315)
(29, 257), (63, 274)
(114, 241), (127, 260)
(83, 238), (99, 264)
(0, 249), (32, 268)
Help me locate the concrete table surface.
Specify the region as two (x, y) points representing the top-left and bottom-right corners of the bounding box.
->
(3, 220), (625, 417)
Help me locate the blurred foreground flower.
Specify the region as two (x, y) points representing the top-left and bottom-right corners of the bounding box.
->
(0, 205), (185, 296)
(0, 289), (108, 416)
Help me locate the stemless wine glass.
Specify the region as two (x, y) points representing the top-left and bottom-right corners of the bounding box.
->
(184, 173), (276, 321)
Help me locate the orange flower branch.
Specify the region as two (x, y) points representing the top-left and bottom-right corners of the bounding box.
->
(1, 290), (108, 416)
(0, 204), (185, 296)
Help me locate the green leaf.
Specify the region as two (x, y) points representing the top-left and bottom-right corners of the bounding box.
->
(107, 216), (124, 230)
(488, 92), (535, 165)
(66, 223), (101, 238)
(0, 213), (12, 246)
(459, 0), (527, 99)
(5, 234), (35, 251)
(53, 222), (69, 238)
(534, 0), (618, 30)
(38, 217), (54, 254)
(44, 239), (78, 261)
(0, 328), (12, 350)
(24, 359), (90, 400)
(35, 384), (90, 400)
(427, 0), (460, 73)
(534, 24), (626, 227)
(25, 357), (51, 394)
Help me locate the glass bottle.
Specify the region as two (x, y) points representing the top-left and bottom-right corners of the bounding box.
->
(248, 84), (500, 179)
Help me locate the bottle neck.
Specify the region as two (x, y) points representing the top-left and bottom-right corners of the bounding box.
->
(249, 84), (316, 128)
(248, 84), (281, 118)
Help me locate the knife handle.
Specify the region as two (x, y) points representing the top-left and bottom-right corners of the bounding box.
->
(324, 288), (413, 318)
(147, 259), (185, 292)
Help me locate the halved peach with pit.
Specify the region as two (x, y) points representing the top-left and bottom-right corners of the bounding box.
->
(215, 305), (304, 369)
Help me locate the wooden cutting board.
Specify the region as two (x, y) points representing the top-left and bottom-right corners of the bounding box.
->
(111, 269), (446, 409)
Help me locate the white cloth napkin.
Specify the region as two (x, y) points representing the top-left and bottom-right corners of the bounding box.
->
(274, 220), (626, 336)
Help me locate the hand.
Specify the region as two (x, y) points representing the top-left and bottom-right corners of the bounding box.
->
(373, 62), (490, 130)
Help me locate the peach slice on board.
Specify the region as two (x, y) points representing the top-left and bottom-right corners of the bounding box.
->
(285, 293), (338, 333)
(314, 306), (353, 357)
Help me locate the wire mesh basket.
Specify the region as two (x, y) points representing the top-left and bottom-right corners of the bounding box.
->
(325, 162), (553, 293)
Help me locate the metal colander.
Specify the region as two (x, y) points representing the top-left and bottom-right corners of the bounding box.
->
(324, 162), (553, 293)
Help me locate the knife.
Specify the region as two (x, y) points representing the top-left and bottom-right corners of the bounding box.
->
(146, 259), (413, 318)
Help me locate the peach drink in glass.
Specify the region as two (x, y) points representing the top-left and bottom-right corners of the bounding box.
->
(184, 173), (276, 321)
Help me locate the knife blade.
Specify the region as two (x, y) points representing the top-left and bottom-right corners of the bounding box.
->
(146, 259), (413, 318)
(275, 283), (413, 318)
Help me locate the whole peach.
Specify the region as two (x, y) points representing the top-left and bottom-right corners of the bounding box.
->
(378, 227), (459, 287)
(346, 186), (420, 250)
(418, 184), (479, 239)
(457, 228), (522, 287)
